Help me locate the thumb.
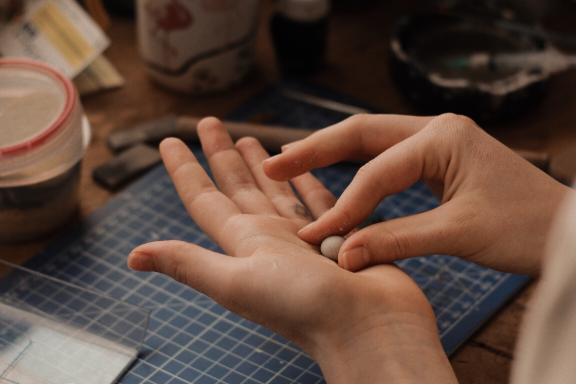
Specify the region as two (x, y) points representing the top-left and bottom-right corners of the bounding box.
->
(128, 240), (235, 298)
(297, 133), (432, 244)
(338, 204), (459, 271)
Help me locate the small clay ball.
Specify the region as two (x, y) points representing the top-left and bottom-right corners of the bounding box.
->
(320, 236), (345, 261)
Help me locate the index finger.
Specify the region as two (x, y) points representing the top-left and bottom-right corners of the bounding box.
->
(160, 138), (241, 246)
(263, 114), (433, 181)
(297, 130), (435, 244)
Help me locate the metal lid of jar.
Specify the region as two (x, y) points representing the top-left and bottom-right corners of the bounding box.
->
(0, 58), (76, 157)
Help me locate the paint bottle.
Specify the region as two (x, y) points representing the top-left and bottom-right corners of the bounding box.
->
(271, 0), (330, 76)
(0, 59), (91, 243)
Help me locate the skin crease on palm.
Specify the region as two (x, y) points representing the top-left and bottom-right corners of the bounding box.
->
(127, 117), (457, 383)
(127, 114), (573, 383)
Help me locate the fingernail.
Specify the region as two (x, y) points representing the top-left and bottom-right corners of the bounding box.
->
(282, 139), (302, 152)
(297, 223), (313, 237)
(127, 251), (153, 271)
(341, 246), (369, 271)
(264, 154), (282, 163)
(297, 222), (325, 240)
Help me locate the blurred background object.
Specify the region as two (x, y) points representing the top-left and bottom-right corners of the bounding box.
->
(389, 12), (551, 121)
(82, 0), (111, 29)
(136, 0), (260, 94)
(0, 0), (110, 78)
(0, 0), (124, 95)
(387, 0), (576, 122)
(102, 0), (135, 17)
(270, 0), (330, 76)
(0, 0), (22, 24)
(434, 0), (554, 22)
(0, 59), (90, 243)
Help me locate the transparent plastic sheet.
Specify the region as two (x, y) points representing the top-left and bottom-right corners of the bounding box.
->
(0, 259), (149, 384)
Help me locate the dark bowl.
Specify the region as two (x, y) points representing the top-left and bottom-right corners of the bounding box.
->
(389, 12), (551, 122)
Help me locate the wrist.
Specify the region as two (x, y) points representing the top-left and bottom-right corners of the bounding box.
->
(309, 312), (457, 384)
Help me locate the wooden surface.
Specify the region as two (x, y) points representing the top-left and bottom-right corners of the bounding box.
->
(3, 1), (576, 383)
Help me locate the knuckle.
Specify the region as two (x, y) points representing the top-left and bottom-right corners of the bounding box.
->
(158, 241), (191, 283)
(348, 113), (371, 126)
(235, 136), (259, 148)
(340, 114), (372, 154)
(435, 112), (475, 126)
(428, 113), (479, 144)
(187, 189), (218, 211)
(220, 214), (244, 242)
(434, 113), (476, 130)
(370, 227), (407, 261)
(171, 260), (190, 285)
(355, 162), (373, 179)
(355, 161), (383, 191)
(172, 161), (196, 181)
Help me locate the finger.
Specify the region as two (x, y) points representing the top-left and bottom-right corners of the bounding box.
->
(337, 204), (459, 271)
(235, 137), (311, 220)
(128, 240), (237, 300)
(263, 114), (433, 181)
(198, 117), (278, 215)
(291, 173), (336, 219)
(160, 138), (240, 245)
(297, 131), (436, 244)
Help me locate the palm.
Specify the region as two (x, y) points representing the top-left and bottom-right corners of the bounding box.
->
(221, 214), (312, 256)
(129, 118), (435, 354)
(214, 211), (432, 348)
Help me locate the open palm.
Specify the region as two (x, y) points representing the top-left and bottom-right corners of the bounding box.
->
(128, 118), (449, 381)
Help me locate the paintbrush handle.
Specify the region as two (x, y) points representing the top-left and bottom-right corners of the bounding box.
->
(176, 117), (314, 152)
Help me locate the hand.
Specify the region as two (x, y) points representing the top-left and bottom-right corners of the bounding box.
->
(263, 113), (572, 275)
(128, 117), (457, 383)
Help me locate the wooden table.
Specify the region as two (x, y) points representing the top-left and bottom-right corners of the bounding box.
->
(3, 1), (576, 383)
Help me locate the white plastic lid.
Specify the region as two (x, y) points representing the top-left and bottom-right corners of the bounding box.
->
(0, 59), (75, 157)
(277, 0), (330, 23)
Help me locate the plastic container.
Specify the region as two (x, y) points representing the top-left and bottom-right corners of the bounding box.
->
(0, 58), (91, 243)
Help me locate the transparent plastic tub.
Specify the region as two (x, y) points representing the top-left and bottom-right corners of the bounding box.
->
(0, 58), (91, 243)
(0, 258), (149, 384)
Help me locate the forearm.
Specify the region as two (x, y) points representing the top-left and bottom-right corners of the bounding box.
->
(311, 315), (458, 384)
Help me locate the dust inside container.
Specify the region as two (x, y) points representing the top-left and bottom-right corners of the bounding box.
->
(0, 58), (91, 243)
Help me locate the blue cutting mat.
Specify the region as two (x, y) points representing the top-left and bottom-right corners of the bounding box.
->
(16, 85), (528, 383)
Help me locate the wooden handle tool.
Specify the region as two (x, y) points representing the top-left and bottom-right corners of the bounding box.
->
(108, 114), (569, 181)
(108, 115), (313, 153)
